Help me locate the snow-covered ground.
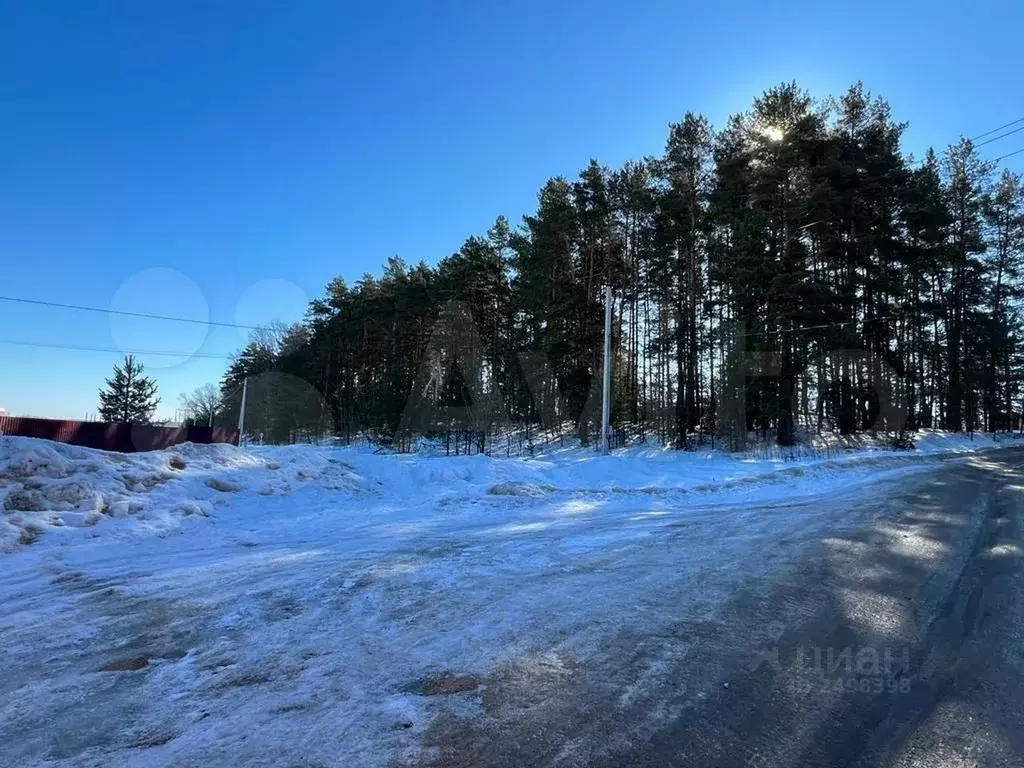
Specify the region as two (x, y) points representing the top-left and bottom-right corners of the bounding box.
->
(0, 431), (1015, 766)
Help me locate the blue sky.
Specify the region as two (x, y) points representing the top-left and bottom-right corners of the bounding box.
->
(1, 0), (1022, 420)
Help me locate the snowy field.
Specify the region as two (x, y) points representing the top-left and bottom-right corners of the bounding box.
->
(0, 431), (1014, 766)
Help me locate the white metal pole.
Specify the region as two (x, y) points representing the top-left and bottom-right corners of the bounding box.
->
(601, 285), (612, 455)
(237, 377), (249, 444)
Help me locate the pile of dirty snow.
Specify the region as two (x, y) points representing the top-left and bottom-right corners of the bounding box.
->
(0, 437), (315, 552)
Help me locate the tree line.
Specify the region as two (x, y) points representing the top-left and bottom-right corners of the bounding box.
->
(210, 82), (1024, 449)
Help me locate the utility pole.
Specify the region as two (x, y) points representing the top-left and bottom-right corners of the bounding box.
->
(601, 285), (613, 455)
(237, 377), (248, 445)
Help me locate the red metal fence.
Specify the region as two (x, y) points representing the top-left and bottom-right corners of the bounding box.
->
(0, 416), (239, 453)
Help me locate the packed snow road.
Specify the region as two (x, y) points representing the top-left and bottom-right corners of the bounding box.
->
(1, 437), (1022, 767)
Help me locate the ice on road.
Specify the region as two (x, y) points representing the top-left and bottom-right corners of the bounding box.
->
(0, 433), (1012, 767)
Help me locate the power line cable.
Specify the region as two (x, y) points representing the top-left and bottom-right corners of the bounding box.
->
(972, 116), (1024, 141)
(0, 338), (236, 359)
(722, 312), (911, 340)
(907, 117), (1024, 169)
(975, 124), (1024, 148)
(995, 146), (1024, 164)
(0, 294), (262, 331)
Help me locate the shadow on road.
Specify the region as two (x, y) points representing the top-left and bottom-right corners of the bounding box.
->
(413, 452), (1024, 768)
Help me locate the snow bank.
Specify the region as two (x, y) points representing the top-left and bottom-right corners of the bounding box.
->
(1, 429), (1016, 554)
(0, 437), (371, 553)
(267, 428), (1017, 503)
(913, 428), (1018, 453)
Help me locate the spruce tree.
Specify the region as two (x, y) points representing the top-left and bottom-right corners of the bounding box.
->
(98, 355), (160, 424)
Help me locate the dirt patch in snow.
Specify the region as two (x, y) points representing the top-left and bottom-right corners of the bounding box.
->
(101, 656), (150, 672)
(411, 673), (481, 696)
(18, 521), (45, 545)
(131, 729), (176, 749)
(215, 672), (272, 690)
(4, 488), (45, 511)
(122, 472), (174, 492)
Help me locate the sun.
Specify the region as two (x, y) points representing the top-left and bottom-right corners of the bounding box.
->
(762, 125), (785, 143)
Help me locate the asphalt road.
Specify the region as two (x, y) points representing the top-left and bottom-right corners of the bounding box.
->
(420, 448), (1024, 768)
